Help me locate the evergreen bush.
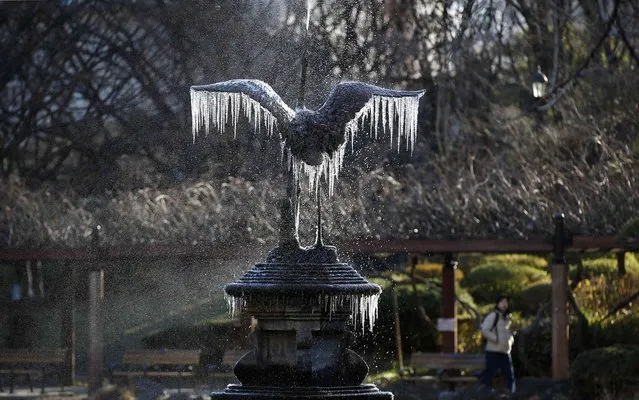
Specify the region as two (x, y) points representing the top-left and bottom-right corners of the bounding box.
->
(461, 264), (549, 303)
(515, 282), (552, 315)
(571, 345), (639, 399)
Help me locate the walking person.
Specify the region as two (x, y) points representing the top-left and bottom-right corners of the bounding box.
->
(479, 295), (516, 395)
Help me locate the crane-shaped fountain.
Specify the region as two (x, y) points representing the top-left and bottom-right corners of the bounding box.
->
(189, 5), (425, 399)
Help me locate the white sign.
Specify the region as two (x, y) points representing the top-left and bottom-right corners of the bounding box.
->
(437, 318), (456, 332)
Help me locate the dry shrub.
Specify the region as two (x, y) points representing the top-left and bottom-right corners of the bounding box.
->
(574, 274), (639, 321)
(1, 98), (639, 249)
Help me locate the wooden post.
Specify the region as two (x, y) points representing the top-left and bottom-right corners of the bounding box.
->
(440, 253), (457, 353)
(552, 214), (570, 380)
(88, 269), (104, 393)
(60, 262), (76, 386)
(617, 252), (626, 276)
(88, 225), (104, 394)
(391, 282), (404, 370)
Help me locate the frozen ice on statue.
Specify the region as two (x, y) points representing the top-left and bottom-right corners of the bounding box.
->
(190, 79), (424, 195)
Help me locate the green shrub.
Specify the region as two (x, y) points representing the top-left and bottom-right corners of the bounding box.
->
(478, 254), (549, 271)
(571, 345), (639, 399)
(594, 313), (639, 348)
(411, 262), (464, 281)
(513, 316), (585, 377)
(515, 282), (552, 315)
(571, 253), (639, 280)
(461, 264), (549, 303)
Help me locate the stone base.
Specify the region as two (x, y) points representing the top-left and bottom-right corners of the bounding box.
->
(211, 384), (393, 400)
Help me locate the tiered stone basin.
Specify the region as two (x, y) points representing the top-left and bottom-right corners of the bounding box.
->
(211, 246), (392, 400)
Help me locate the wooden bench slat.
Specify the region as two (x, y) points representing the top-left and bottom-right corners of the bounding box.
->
(112, 371), (196, 377)
(0, 369), (44, 375)
(409, 352), (485, 370)
(122, 350), (201, 365)
(404, 352), (484, 387)
(208, 372), (238, 379)
(440, 377), (480, 383)
(0, 349), (67, 364)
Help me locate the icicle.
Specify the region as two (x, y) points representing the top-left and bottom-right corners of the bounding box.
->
(190, 89), (279, 141)
(225, 294), (246, 319)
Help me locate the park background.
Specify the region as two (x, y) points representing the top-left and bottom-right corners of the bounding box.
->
(1, 0), (639, 399)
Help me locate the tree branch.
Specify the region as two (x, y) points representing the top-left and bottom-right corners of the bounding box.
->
(600, 288), (639, 322)
(536, 0), (621, 111)
(615, 14), (639, 66)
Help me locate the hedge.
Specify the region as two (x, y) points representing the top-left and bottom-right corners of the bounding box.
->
(411, 262), (464, 281)
(515, 282), (552, 315)
(570, 253), (639, 280)
(514, 316), (585, 377)
(461, 263), (549, 303)
(571, 345), (639, 399)
(478, 254), (549, 271)
(593, 313), (639, 348)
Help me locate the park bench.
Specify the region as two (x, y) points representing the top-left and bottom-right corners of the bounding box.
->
(110, 349), (202, 392)
(0, 348), (68, 394)
(403, 352), (485, 390)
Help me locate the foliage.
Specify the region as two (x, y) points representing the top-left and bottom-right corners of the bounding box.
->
(1, 0), (639, 247)
(573, 274), (639, 321)
(617, 217), (639, 242)
(515, 282), (552, 315)
(515, 317), (585, 377)
(478, 254), (549, 271)
(456, 318), (483, 353)
(571, 346), (639, 399)
(593, 313), (639, 348)
(355, 278), (475, 368)
(411, 262), (464, 281)
(461, 263), (549, 304)
(570, 253), (639, 280)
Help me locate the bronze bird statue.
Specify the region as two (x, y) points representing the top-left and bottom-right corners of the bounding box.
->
(191, 79), (424, 173)
(190, 79), (424, 261)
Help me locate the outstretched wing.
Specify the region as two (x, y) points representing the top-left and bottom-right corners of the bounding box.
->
(316, 81), (425, 153)
(190, 79), (295, 141)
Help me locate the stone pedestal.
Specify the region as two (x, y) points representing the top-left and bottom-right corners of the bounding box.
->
(212, 259), (392, 400)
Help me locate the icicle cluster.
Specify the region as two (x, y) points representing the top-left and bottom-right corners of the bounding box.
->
(225, 292), (380, 333)
(308, 95), (420, 195)
(321, 293), (379, 334)
(293, 95), (420, 196)
(346, 95), (420, 155)
(191, 89), (278, 141)
(191, 88), (421, 197)
(290, 145), (346, 196)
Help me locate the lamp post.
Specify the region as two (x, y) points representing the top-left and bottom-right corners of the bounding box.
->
(532, 65), (548, 99)
(531, 66), (548, 129)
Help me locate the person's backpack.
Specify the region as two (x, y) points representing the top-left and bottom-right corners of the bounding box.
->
(480, 310), (499, 347)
